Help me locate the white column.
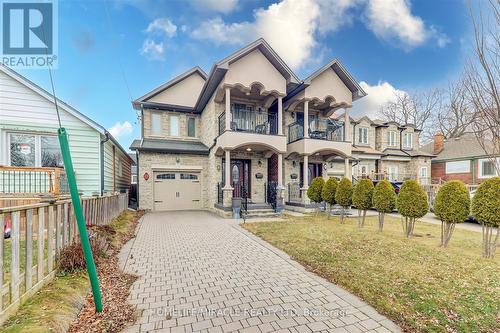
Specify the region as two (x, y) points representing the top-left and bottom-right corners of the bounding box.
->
(277, 96), (283, 135)
(344, 107), (351, 142)
(344, 158), (351, 180)
(277, 153), (283, 188)
(225, 87), (231, 131)
(303, 100), (309, 138)
(302, 154), (309, 189)
(224, 150), (232, 189)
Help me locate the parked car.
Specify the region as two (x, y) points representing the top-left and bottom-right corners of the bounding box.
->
(372, 180), (403, 194)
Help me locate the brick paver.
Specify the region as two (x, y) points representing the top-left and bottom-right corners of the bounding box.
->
(120, 211), (400, 333)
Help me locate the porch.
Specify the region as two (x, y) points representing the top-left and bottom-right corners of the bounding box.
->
(0, 166), (69, 195)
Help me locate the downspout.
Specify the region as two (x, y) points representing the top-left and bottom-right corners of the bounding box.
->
(136, 150), (140, 208)
(100, 132), (110, 196)
(471, 158), (475, 185)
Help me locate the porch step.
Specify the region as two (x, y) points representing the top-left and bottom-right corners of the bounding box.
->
(243, 208), (281, 219)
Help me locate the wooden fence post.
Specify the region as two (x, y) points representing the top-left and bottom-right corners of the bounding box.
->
(25, 209), (34, 290)
(37, 207), (45, 282)
(10, 211), (20, 303)
(47, 205), (55, 273)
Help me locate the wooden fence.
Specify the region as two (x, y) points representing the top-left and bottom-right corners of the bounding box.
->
(0, 193), (128, 325)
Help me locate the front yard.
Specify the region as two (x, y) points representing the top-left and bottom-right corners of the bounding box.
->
(243, 214), (500, 333)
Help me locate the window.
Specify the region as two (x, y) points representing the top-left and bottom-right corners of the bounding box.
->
(151, 112), (161, 135)
(403, 132), (413, 149)
(170, 115), (179, 136)
(479, 158), (498, 178)
(9, 133), (62, 167)
(387, 131), (397, 147)
(10, 134), (36, 167)
(358, 127), (368, 144)
(445, 160), (470, 174)
(387, 166), (398, 181)
(420, 166), (429, 185)
(131, 174), (137, 184)
(180, 173), (198, 180)
(156, 173), (175, 179)
(187, 117), (196, 137)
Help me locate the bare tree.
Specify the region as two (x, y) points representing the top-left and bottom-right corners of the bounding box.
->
(378, 89), (441, 141)
(464, 0), (500, 174)
(434, 79), (476, 139)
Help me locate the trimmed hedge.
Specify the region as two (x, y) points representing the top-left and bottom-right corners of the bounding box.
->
(335, 177), (353, 208)
(307, 177), (325, 204)
(397, 180), (428, 218)
(472, 177), (500, 227)
(373, 180), (396, 213)
(434, 180), (470, 224)
(352, 179), (374, 211)
(322, 177), (338, 206)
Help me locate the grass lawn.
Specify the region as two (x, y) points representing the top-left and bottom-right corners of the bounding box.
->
(243, 214), (500, 333)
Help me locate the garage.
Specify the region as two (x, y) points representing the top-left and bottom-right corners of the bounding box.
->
(153, 171), (201, 211)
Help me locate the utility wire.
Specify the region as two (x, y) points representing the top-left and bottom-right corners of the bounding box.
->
(41, 19), (62, 128)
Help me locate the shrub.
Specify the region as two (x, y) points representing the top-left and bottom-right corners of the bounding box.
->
(352, 179), (374, 227)
(335, 177), (353, 224)
(58, 231), (110, 274)
(322, 178), (338, 219)
(372, 180), (396, 231)
(397, 180), (428, 237)
(434, 180), (470, 247)
(307, 177), (325, 214)
(471, 177), (500, 258)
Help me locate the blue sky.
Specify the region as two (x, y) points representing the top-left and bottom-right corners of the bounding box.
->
(17, 0), (473, 150)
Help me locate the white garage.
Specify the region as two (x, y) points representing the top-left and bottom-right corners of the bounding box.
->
(153, 171), (201, 211)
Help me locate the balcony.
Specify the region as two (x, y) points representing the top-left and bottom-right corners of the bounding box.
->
(0, 166), (69, 195)
(216, 108), (286, 154)
(286, 118), (351, 157)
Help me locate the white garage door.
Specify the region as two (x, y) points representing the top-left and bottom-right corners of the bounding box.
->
(153, 172), (201, 211)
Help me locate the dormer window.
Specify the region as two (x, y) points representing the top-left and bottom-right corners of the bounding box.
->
(358, 127), (368, 144)
(403, 132), (413, 149)
(387, 131), (397, 147)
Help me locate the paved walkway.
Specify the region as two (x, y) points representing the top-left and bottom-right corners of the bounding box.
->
(120, 211), (400, 333)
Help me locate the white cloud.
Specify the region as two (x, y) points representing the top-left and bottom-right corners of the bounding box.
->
(194, 0), (239, 14)
(350, 81), (406, 118)
(109, 121), (133, 139)
(140, 38), (165, 60)
(145, 18), (177, 37)
(191, 17), (253, 45)
(316, 0), (361, 34)
(365, 0), (449, 49)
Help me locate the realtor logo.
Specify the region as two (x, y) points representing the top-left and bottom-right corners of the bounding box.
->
(1, 0), (58, 68)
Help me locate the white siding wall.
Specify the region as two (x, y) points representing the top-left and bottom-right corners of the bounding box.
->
(0, 70), (102, 194)
(103, 140), (132, 193)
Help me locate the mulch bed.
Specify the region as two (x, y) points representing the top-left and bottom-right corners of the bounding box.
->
(67, 211), (144, 333)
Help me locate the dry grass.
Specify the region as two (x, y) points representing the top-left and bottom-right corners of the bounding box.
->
(243, 214), (500, 333)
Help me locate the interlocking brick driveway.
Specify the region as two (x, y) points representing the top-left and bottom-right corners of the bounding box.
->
(121, 211), (400, 333)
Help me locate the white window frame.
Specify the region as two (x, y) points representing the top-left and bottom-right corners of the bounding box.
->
(170, 115), (179, 136)
(7, 132), (60, 167)
(151, 112), (162, 135)
(387, 131), (397, 147)
(478, 158), (499, 178)
(403, 132), (413, 149)
(358, 127), (368, 144)
(445, 160), (470, 174)
(387, 166), (398, 181)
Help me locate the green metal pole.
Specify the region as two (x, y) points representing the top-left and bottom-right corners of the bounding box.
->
(58, 128), (103, 312)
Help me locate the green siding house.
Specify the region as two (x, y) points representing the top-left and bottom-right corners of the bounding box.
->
(0, 65), (133, 195)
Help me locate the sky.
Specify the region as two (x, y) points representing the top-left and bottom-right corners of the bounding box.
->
(16, 0), (474, 151)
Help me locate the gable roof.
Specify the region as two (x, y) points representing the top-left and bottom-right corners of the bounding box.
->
(194, 38), (301, 113)
(421, 134), (494, 161)
(0, 64), (133, 162)
(132, 66), (207, 110)
(302, 59), (367, 101)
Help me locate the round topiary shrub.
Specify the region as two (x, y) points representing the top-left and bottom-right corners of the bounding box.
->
(372, 180), (396, 231)
(352, 179), (374, 227)
(335, 177), (353, 224)
(397, 179), (428, 237)
(471, 177), (500, 258)
(322, 177), (338, 219)
(307, 177), (325, 214)
(434, 180), (470, 247)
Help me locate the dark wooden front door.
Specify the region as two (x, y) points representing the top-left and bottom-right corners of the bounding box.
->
(300, 163), (323, 187)
(222, 159), (251, 198)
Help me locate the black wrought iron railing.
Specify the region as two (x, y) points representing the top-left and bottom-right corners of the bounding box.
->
(265, 181), (278, 211)
(218, 109), (278, 136)
(217, 182), (223, 204)
(288, 119), (344, 143)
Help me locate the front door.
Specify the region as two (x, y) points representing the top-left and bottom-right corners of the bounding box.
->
(300, 163), (323, 187)
(223, 159), (251, 198)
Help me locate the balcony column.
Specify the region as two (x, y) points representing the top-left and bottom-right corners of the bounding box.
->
(344, 107), (351, 142)
(303, 100), (309, 138)
(223, 150), (233, 207)
(276, 153), (284, 211)
(225, 87), (231, 131)
(344, 158), (351, 180)
(277, 96), (283, 135)
(301, 154), (310, 205)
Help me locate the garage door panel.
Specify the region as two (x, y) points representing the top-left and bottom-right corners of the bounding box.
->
(153, 172), (201, 211)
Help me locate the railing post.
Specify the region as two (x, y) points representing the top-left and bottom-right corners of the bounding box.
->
(54, 168), (61, 195)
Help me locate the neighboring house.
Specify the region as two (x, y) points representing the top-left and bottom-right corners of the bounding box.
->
(130, 38), (430, 215)
(0, 65), (133, 195)
(422, 133), (499, 184)
(129, 153), (137, 184)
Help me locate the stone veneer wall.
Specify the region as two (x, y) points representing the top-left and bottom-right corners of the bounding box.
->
(138, 152), (209, 210)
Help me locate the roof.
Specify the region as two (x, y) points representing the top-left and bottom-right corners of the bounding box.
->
(302, 58), (367, 101)
(382, 148), (410, 157)
(352, 146), (383, 155)
(0, 64), (133, 163)
(132, 66), (207, 110)
(130, 138), (209, 155)
(421, 134), (494, 161)
(194, 38), (301, 113)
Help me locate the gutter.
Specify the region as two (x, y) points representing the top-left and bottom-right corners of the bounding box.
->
(100, 133), (110, 196)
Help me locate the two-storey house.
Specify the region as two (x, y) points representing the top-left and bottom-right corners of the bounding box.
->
(130, 39), (365, 216)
